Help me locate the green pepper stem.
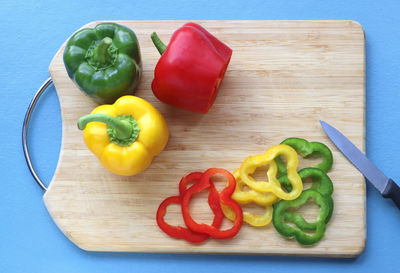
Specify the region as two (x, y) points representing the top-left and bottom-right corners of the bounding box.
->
(91, 37), (113, 66)
(78, 113), (133, 140)
(151, 32), (167, 55)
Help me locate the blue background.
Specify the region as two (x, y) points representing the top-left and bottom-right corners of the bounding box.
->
(1, 0), (400, 272)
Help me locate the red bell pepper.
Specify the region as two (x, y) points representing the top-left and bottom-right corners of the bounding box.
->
(181, 168), (243, 239)
(151, 23), (233, 113)
(156, 172), (223, 243)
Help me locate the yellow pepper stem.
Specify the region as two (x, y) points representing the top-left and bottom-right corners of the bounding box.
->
(78, 113), (140, 146)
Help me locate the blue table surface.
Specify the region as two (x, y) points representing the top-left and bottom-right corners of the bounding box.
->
(2, 0), (400, 272)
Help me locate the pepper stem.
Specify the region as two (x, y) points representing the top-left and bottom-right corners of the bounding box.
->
(151, 32), (167, 55)
(78, 113), (140, 146)
(91, 37), (113, 67)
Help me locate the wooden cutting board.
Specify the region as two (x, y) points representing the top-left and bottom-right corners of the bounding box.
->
(44, 20), (365, 257)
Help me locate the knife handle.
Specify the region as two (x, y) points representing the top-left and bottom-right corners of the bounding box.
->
(382, 179), (400, 209)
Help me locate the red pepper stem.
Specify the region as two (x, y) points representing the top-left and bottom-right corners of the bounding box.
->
(78, 113), (133, 140)
(151, 32), (167, 55)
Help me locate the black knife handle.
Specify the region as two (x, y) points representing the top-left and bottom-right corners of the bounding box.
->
(382, 179), (400, 209)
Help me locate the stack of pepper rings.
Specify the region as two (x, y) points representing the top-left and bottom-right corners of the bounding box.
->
(156, 137), (334, 246)
(272, 138), (334, 246)
(156, 168), (243, 243)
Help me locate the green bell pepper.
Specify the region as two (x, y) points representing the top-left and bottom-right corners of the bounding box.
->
(63, 22), (142, 104)
(276, 137), (333, 176)
(278, 167), (334, 223)
(272, 189), (331, 246)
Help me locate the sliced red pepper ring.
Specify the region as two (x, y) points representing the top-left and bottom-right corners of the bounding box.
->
(179, 172), (203, 196)
(156, 196), (209, 243)
(181, 168), (243, 239)
(156, 171), (224, 243)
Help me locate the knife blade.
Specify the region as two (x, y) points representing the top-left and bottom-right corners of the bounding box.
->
(320, 120), (400, 209)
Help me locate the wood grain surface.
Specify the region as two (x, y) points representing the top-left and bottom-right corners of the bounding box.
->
(44, 20), (366, 256)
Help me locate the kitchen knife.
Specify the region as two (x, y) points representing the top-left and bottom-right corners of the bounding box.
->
(320, 120), (400, 209)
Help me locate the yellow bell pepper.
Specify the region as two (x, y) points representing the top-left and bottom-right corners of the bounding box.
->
(77, 95), (169, 176)
(239, 144), (303, 200)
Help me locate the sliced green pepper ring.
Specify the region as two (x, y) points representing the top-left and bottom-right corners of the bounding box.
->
(278, 167), (333, 195)
(275, 138), (333, 176)
(278, 167), (334, 223)
(282, 195), (334, 229)
(272, 189), (331, 246)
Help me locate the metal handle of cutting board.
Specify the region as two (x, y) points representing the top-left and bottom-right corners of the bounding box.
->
(22, 78), (53, 192)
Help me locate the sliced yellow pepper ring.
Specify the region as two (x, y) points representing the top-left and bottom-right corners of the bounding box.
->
(221, 202), (273, 227)
(239, 144), (303, 200)
(231, 170), (279, 206)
